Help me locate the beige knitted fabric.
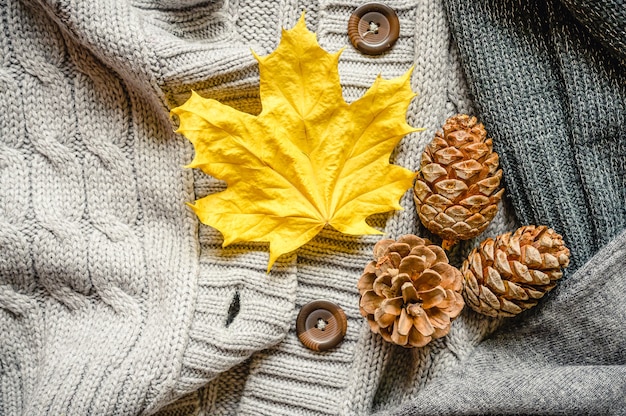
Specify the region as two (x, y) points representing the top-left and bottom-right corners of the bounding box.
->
(0, 0), (516, 415)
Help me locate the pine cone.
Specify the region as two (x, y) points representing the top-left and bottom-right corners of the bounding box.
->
(462, 225), (570, 317)
(413, 115), (504, 249)
(358, 235), (465, 347)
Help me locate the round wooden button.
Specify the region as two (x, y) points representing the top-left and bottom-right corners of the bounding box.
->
(348, 3), (400, 55)
(296, 300), (347, 351)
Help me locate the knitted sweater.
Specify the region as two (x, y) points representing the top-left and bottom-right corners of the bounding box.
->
(0, 0), (623, 415)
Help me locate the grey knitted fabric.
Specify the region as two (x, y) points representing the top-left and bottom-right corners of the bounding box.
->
(443, 0), (626, 272)
(381, 228), (626, 416)
(1, 0), (620, 415)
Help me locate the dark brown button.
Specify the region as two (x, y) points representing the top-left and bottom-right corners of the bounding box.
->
(296, 300), (347, 351)
(348, 3), (400, 55)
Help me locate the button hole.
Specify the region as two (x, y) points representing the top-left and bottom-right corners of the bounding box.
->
(363, 21), (380, 36)
(225, 290), (240, 328)
(315, 318), (329, 331)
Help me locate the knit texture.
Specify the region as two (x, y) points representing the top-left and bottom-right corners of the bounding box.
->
(381, 227), (626, 416)
(1, 0), (200, 413)
(443, 0), (626, 271)
(154, 1), (518, 414)
(2, 0), (621, 415)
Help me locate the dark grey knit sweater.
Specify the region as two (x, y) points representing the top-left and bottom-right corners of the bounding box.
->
(445, 0), (626, 272)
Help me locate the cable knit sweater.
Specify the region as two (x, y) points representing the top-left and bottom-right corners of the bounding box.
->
(1, 0), (623, 415)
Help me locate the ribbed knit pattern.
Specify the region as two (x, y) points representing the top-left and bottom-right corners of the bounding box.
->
(443, 0), (626, 271)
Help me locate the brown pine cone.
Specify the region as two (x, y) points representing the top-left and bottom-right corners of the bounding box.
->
(462, 225), (570, 317)
(414, 114), (504, 249)
(357, 235), (465, 347)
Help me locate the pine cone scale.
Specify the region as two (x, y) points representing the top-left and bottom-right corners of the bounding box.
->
(435, 212), (457, 228)
(543, 253), (560, 269)
(521, 245), (543, 268)
(452, 159), (483, 179)
(401, 282), (418, 301)
(434, 179), (468, 200)
(386, 242), (411, 257)
(469, 252), (483, 278)
(494, 251), (513, 276)
(446, 205), (471, 221)
(399, 256), (429, 276)
(392, 325), (407, 345)
(511, 262), (532, 282)
(410, 310), (435, 336)
(464, 213), (488, 228)
(414, 180), (431, 201)
(484, 267), (506, 293)
(375, 308), (395, 328)
(414, 269), (442, 290)
(451, 221), (472, 235)
(431, 263), (463, 290)
(398, 309), (412, 336)
(478, 287), (500, 310)
(500, 299), (522, 316)
(387, 274), (410, 297)
(506, 281), (529, 300)
(361, 290), (381, 314)
(477, 173), (502, 195)
(373, 277), (390, 297)
(460, 195), (490, 210)
(530, 269), (549, 285)
(421, 287), (446, 309)
(426, 308), (450, 329)
(434, 147), (464, 164)
(422, 163), (448, 182)
(479, 204), (498, 218)
(464, 143), (488, 160)
(440, 291), (465, 316)
(425, 194), (453, 211)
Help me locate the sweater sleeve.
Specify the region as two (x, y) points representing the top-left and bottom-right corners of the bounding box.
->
(0, 1), (298, 414)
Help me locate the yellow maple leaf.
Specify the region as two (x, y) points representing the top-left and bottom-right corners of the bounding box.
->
(172, 15), (422, 271)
